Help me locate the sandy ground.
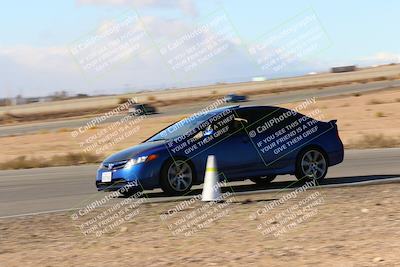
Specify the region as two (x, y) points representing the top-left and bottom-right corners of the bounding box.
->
(0, 182), (399, 266)
(0, 88), (399, 163)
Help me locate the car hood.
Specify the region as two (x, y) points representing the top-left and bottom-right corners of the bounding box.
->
(104, 140), (165, 163)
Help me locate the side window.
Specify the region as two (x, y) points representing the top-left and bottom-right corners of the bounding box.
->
(235, 107), (275, 125)
(268, 108), (297, 130)
(236, 107), (300, 134)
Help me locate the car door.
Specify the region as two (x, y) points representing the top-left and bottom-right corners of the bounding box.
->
(197, 107), (268, 180)
(204, 127), (264, 180)
(166, 108), (269, 181)
(243, 107), (299, 171)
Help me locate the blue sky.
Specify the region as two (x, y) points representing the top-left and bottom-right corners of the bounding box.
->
(1, 0), (399, 97)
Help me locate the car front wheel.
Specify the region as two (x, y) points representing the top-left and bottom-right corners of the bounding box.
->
(160, 159), (194, 195)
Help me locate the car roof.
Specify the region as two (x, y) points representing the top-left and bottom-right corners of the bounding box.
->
(206, 105), (281, 115)
(207, 105), (277, 112)
(232, 105), (277, 111)
(207, 105), (238, 113)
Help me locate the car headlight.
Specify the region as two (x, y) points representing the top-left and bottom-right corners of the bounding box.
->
(124, 154), (158, 169)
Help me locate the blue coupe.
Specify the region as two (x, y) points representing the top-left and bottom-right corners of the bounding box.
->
(96, 105), (344, 196)
(225, 94), (247, 103)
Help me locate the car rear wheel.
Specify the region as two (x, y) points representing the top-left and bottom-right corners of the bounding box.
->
(295, 148), (328, 182)
(160, 159), (194, 195)
(250, 175), (276, 185)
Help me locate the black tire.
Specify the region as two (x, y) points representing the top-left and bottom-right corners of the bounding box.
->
(250, 175), (277, 185)
(295, 147), (328, 182)
(160, 158), (194, 196)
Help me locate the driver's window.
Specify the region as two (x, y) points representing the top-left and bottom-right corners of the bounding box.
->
(235, 108), (275, 125)
(233, 117), (248, 130)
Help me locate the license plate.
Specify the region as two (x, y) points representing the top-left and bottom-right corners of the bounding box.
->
(101, 172), (112, 182)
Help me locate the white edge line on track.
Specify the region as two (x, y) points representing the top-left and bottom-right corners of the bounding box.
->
(1, 176), (399, 220)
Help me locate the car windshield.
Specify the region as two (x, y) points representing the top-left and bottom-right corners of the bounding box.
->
(147, 110), (225, 142)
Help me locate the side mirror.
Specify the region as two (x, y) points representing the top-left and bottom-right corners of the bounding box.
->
(233, 117), (248, 129)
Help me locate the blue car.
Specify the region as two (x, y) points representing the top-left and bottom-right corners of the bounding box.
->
(96, 105), (344, 196)
(225, 94), (247, 103)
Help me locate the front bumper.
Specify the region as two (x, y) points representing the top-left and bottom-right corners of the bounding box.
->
(95, 178), (138, 191)
(96, 162), (160, 191)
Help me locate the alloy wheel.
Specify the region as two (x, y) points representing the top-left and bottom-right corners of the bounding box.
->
(301, 150), (327, 180)
(167, 160), (193, 192)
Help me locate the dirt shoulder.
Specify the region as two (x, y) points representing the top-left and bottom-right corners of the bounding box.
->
(0, 87), (399, 169)
(0, 182), (399, 266)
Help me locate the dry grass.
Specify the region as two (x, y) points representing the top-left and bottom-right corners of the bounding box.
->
(88, 125), (99, 130)
(0, 152), (102, 170)
(0, 106), (118, 124)
(3, 65), (400, 126)
(56, 128), (71, 133)
(118, 97), (130, 104)
(147, 95), (156, 101)
(347, 134), (399, 149)
(375, 111), (385, 117)
(368, 99), (385, 105)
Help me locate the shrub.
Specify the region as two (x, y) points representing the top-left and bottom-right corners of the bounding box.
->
(57, 128), (71, 133)
(147, 95), (156, 101)
(0, 152), (102, 170)
(118, 97), (130, 104)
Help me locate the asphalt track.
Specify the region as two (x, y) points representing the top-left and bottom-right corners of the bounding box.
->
(1, 79), (399, 137)
(0, 148), (399, 219)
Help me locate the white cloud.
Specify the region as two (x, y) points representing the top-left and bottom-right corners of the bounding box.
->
(0, 46), (70, 69)
(0, 45), (88, 97)
(77, 0), (198, 16)
(359, 52), (400, 65)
